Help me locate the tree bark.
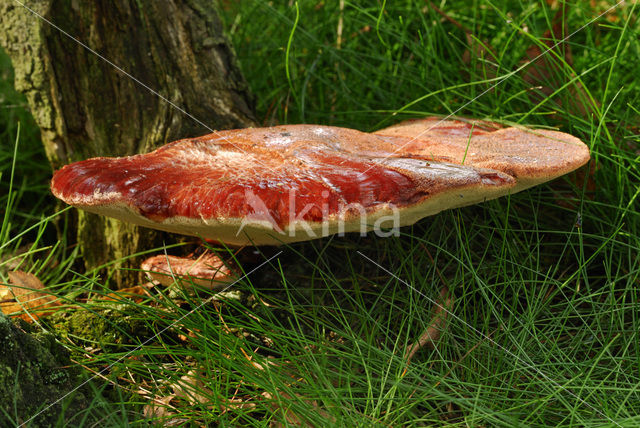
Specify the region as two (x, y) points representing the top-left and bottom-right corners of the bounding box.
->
(0, 0), (257, 287)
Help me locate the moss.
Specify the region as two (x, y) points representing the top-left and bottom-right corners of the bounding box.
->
(0, 313), (89, 427)
(47, 303), (180, 355)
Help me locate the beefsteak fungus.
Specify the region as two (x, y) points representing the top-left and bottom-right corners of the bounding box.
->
(51, 118), (589, 245)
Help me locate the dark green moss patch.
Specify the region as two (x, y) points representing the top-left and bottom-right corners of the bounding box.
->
(47, 303), (182, 356)
(0, 313), (89, 427)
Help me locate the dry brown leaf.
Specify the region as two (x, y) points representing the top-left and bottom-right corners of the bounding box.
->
(172, 370), (215, 407)
(405, 286), (453, 366)
(521, 4), (597, 119)
(262, 391), (334, 428)
(0, 271), (60, 322)
(142, 394), (176, 420)
(170, 369), (256, 414)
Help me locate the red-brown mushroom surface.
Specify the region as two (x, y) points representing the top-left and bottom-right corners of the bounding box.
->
(51, 119), (589, 245)
(141, 251), (236, 290)
(375, 117), (590, 192)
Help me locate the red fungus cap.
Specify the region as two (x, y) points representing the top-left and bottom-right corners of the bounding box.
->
(51, 120), (589, 245)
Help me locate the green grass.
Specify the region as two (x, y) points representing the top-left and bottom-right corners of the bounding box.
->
(1, 0), (639, 426)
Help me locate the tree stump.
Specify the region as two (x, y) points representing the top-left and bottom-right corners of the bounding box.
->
(0, 0), (257, 287)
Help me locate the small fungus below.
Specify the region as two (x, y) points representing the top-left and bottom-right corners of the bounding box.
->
(51, 118), (590, 246)
(141, 251), (236, 290)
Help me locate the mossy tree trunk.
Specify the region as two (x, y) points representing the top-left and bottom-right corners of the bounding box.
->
(0, 0), (256, 287)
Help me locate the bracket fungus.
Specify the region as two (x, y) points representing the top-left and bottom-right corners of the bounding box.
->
(51, 117), (590, 246)
(141, 251), (236, 290)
